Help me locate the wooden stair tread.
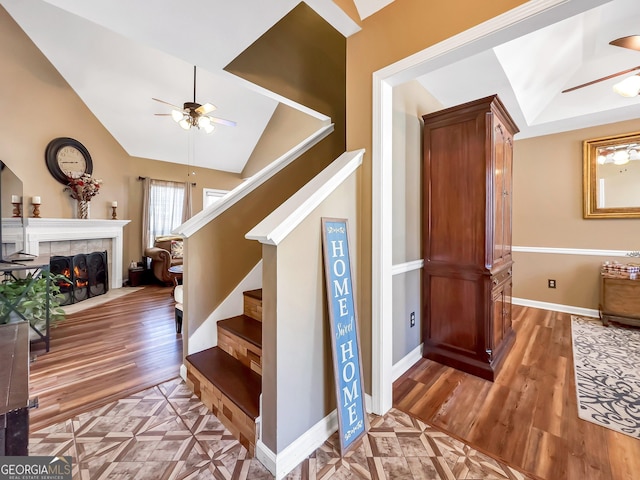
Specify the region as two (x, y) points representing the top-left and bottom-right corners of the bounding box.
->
(243, 289), (262, 301)
(186, 347), (260, 420)
(218, 315), (262, 348)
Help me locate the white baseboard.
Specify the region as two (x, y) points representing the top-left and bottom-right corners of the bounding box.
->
(392, 344), (423, 381)
(512, 297), (599, 318)
(256, 409), (338, 480)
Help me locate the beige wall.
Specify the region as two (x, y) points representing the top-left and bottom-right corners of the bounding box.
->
(241, 103), (325, 178)
(391, 80), (441, 362)
(512, 118), (640, 309)
(0, 7), (244, 277)
(263, 172), (358, 453)
(346, 0), (527, 388)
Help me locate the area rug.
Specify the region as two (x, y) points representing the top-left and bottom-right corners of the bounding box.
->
(61, 286), (144, 315)
(570, 315), (640, 438)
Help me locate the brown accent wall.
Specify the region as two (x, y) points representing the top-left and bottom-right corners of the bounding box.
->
(185, 3), (346, 354)
(346, 0), (527, 389)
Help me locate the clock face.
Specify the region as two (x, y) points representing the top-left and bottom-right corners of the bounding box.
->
(56, 146), (87, 178)
(45, 137), (93, 184)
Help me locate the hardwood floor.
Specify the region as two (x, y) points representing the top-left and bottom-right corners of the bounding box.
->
(394, 305), (640, 480)
(29, 285), (182, 432)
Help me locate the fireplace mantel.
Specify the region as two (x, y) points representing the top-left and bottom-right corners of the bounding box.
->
(23, 218), (131, 289)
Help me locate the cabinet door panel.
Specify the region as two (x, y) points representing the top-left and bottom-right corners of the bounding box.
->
(424, 117), (486, 266)
(493, 120), (512, 268)
(492, 284), (505, 350)
(503, 279), (512, 336)
(427, 275), (481, 354)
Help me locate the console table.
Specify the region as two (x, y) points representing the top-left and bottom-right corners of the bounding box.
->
(600, 273), (640, 327)
(0, 322), (30, 455)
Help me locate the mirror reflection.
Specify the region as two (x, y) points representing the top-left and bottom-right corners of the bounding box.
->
(583, 132), (640, 218)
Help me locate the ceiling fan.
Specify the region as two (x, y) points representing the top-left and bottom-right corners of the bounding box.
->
(562, 35), (640, 96)
(153, 66), (237, 133)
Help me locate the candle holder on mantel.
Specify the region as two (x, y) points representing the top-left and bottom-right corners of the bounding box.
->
(32, 202), (41, 218)
(111, 201), (118, 220)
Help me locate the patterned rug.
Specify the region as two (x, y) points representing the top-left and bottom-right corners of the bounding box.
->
(570, 316), (640, 438)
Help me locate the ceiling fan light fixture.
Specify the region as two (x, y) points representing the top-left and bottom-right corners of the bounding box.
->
(198, 116), (215, 134)
(613, 74), (640, 97)
(171, 109), (184, 122)
(613, 150), (630, 165)
(179, 118), (191, 130)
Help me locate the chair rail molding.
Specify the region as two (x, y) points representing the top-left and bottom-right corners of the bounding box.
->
(512, 246), (633, 257)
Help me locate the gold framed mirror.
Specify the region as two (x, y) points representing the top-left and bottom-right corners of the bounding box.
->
(583, 131), (640, 218)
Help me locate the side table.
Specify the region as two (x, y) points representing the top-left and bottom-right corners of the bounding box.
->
(600, 273), (640, 327)
(128, 267), (144, 287)
(168, 265), (183, 294)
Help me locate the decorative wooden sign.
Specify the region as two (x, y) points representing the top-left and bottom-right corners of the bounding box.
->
(321, 218), (367, 453)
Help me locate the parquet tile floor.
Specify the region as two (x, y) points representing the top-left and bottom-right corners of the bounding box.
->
(31, 378), (533, 479)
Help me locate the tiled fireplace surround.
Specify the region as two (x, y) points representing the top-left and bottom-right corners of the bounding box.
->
(23, 218), (130, 289)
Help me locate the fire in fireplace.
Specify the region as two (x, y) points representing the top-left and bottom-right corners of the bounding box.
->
(50, 251), (109, 305)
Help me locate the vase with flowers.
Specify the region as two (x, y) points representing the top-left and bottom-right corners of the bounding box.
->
(64, 173), (102, 219)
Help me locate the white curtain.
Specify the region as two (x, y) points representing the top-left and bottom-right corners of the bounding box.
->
(142, 179), (193, 250)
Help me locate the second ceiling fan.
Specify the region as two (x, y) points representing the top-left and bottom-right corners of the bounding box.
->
(153, 66), (237, 133)
(562, 35), (640, 95)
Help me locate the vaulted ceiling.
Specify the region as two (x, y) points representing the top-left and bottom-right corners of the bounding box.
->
(418, 0), (640, 139)
(3, 0), (639, 174)
(1, 0), (362, 173)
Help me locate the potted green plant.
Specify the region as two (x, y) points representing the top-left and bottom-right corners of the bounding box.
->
(0, 271), (66, 335)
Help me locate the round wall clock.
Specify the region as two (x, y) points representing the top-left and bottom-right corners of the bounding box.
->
(45, 137), (93, 184)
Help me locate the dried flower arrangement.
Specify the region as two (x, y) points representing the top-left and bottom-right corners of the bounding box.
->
(64, 173), (102, 202)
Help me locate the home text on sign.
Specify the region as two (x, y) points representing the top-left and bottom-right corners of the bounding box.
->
(321, 218), (367, 453)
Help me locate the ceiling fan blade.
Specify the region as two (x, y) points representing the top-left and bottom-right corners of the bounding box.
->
(562, 65), (640, 93)
(151, 97), (182, 109)
(207, 115), (237, 127)
(195, 103), (216, 115)
(610, 35), (640, 51)
(154, 113), (173, 116)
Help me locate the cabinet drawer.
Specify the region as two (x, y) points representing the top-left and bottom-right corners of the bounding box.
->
(491, 267), (512, 288)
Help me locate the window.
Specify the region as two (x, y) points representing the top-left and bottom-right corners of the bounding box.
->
(203, 188), (228, 209)
(142, 179), (192, 250)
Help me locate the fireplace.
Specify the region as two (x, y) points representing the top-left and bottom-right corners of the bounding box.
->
(50, 251), (109, 305)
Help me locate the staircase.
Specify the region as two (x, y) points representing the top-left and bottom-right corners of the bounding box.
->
(185, 289), (262, 455)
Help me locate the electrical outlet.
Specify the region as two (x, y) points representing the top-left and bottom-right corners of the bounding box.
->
(548, 279), (556, 289)
(410, 312), (416, 327)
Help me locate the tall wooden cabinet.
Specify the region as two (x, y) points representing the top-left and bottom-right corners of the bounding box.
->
(421, 95), (518, 381)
